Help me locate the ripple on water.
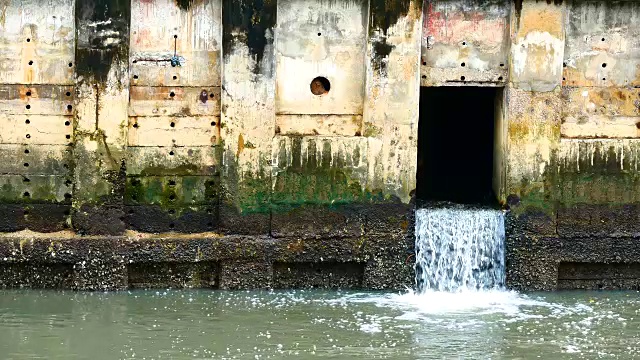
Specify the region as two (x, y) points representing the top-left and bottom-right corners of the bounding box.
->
(0, 289), (638, 359)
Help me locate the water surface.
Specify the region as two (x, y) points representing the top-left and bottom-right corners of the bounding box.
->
(0, 289), (638, 359)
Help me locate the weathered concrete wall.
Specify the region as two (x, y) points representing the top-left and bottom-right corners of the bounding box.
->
(0, 0), (420, 290)
(1, 0), (639, 291)
(505, 0), (640, 291)
(418, 0), (640, 291)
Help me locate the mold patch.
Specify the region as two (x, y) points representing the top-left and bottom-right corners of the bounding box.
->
(76, 0), (130, 83)
(222, 0), (277, 73)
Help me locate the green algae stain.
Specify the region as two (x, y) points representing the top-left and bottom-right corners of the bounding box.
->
(269, 137), (388, 214)
(125, 176), (219, 209)
(363, 123), (383, 138)
(511, 144), (640, 218)
(233, 173), (271, 214)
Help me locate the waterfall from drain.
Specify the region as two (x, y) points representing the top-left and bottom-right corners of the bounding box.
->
(415, 206), (506, 292)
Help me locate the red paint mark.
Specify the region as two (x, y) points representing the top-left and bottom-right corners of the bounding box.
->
(135, 28), (152, 47)
(424, 2), (445, 38)
(423, 2), (506, 47)
(138, 0), (154, 18)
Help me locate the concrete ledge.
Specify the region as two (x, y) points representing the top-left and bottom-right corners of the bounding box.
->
(557, 204), (640, 238)
(506, 210), (640, 290)
(0, 233), (413, 291)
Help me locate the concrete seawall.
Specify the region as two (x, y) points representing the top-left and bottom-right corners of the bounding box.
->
(1, 0), (639, 290)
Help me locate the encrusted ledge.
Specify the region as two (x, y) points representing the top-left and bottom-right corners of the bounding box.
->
(0, 231), (413, 291)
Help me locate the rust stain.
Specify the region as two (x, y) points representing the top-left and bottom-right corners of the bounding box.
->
(237, 133), (244, 158)
(287, 239), (305, 253)
(517, 5), (563, 39)
(509, 120), (531, 143)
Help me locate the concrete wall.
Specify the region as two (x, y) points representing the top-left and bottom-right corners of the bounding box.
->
(0, 0), (421, 290)
(503, 0), (640, 291)
(0, 0), (639, 290)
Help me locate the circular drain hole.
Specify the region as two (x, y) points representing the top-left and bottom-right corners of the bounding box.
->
(310, 76), (330, 96)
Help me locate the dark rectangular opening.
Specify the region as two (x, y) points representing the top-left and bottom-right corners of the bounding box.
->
(0, 263), (74, 289)
(558, 262), (640, 290)
(417, 87), (500, 206)
(127, 261), (220, 289)
(272, 262), (364, 289)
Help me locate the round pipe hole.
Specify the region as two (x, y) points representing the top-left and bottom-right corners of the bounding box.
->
(461, 62), (465, 67)
(170, 122), (175, 127)
(26, 105), (30, 109)
(460, 76), (466, 81)
(25, 119), (30, 124)
(310, 76), (330, 96)
(24, 149), (29, 154)
(23, 192), (30, 198)
(211, 121), (216, 126)
(602, 63), (607, 68)
(66, 91), (71, 96)
(66, 134), (71, 139)
(28, 60), (33, 66)
(169, 91), (175, 97)
(169, 151), (175, 156)
(26, 134), (30, 139)
(26, 38), (30, 42)
(65, 121), (70, 126)
(67, 105), (73, 111)
(26, 91), (31, 96)
(23, 163), (29, 167)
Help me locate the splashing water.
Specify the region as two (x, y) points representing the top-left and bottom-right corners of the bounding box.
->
(415, 206), (506, 293)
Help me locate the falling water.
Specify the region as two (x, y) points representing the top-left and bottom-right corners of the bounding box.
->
(415, 206), (506, 293)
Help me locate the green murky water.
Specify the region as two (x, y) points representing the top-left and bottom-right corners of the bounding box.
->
(0, 289), (638, 359)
